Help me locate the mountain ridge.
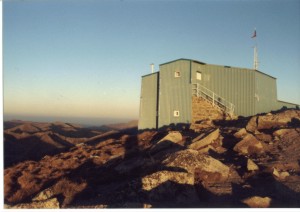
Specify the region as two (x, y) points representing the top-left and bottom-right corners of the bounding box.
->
(4, 120), (138, 168)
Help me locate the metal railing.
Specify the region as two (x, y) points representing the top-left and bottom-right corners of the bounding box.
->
(192, 83), (235, 116)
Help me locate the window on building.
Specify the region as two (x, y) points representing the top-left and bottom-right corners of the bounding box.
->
(174, 110), (180, 117)
(174, 71), (181, 78)
(196, 71), (202, 80)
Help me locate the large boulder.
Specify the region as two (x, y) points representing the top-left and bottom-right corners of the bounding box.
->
(142, 170), (194, 191)
(150, 131), (183, 153)
(142, 149), (231, 205)
(141, 170), (198, 204)
(158, 131), (182, 143)
(162, 149), (230, 182)
(188, 129), (220, 150)
(246, 110), (300, 132)
(257, 110), (300, 130)
(233, 134), (264, 155)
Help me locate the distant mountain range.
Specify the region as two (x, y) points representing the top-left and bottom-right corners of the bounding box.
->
(4, 120), (138, 168)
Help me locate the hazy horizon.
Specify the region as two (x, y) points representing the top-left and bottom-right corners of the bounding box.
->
(3, 113), (136, 127)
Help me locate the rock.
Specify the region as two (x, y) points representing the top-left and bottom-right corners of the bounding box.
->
(233, 134), (264, 155)
(11, 198), (60, 209)
(255, 133), (272, 143)
(247, 159), (259, 171)
(141, 170), (198, 203)
(273, 129), (300, 140)
(242, 196), (271, 208)
(163, 149), (230, 182)
(197, 145), (216, 154)
(273, 168), (290, 180)
(158, 131), (182, 143)
(257, 110), (300, 130)
(245, 110), (300, 132)
(150, 131), (183, 153)
(246, 116), (258, 133)
(188, 129), (220, 150)
(234, 128), (248, 139)
(273, 129), (289, 137)
(280, 172), (290, 179)
(142, 170), (194, 191)
(272, 167), (280, 177)
(33, 188), (55, 201)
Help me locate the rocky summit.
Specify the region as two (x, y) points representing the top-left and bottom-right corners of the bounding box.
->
(3, 109), (300, 208)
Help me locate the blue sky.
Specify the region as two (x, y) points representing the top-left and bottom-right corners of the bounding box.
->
(3, 0), (300, 125)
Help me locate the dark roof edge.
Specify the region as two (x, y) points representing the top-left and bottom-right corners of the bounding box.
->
(159, 58), (206, 66)
(254, 69), (277, 79)
(141, 71), (159, 78)
(206, 63), (277, 79)
(277, 100), (299, 106)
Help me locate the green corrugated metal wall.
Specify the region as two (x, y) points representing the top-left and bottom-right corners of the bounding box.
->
(191, 62), (256, 117)
(254, 71), (278, 114)
(158, 60), (192, 128)
(138, 73), (158, 130)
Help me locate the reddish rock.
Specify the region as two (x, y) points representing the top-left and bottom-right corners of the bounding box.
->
(246, 116), (258, 133)
(233, 134), (264, 155)
(257, 110), (300, 130)
(163, 149), (230, 182)
(234, 128), (248, 139)
(10, 198), (60, 209)
(247, 159), (259, 171)
(188, 129), (220, 150)
(242, 196), (271, 208)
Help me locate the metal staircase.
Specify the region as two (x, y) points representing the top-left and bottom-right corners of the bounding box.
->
(192, 83), (235, 116)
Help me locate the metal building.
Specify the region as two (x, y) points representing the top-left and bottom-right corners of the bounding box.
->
(138, 58), (298, 130)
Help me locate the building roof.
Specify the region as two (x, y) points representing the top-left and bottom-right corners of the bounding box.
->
(159, 58), (277, 80)
(159, 58), (206, 66)
(141, 71), (159, 78)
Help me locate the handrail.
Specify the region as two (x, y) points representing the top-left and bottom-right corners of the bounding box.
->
(192, 83), (235, 116)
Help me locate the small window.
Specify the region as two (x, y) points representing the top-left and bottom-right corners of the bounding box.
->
(174, 110), (180, 117)
(196, 71), (202, 80)
(174, 71), (181, 78)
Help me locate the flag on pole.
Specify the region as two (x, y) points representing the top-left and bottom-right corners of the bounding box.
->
(251, 29), (256, 38)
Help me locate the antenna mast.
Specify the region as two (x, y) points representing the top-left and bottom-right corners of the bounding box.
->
(252, 28), (259, 70)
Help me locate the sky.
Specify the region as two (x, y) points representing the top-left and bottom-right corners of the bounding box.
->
(3, 0), (300, 125)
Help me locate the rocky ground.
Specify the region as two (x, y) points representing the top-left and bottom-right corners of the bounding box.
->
(3, 109), (300, 208)
(3, 120), (137, 168)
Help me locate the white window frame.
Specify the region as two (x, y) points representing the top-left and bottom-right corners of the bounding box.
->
(196, 71), (202, 80)
(173, 110), (180, 117)
(174, 71), (181, 78)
